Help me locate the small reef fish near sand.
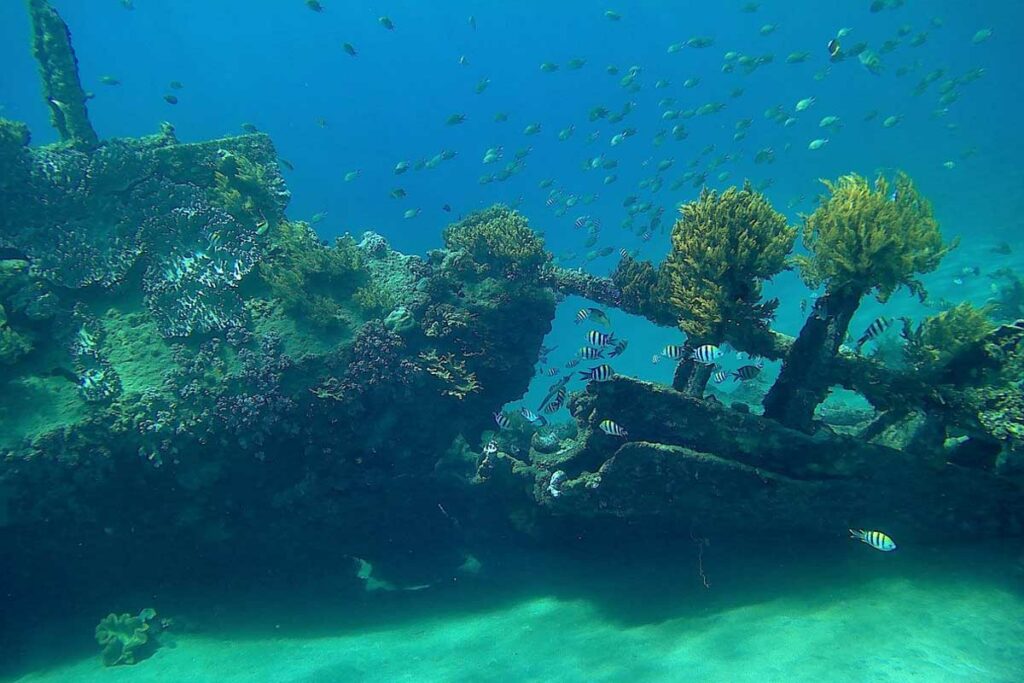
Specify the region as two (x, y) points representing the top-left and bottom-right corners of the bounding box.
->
(850, 529), (896, 552)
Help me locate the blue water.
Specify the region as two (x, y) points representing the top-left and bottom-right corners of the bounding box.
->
(4, 1), (1021, 413)
(2, 2), (1024, 680)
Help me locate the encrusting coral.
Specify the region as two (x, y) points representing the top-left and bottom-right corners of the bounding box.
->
(442, 205), (549, 280)
(764, 171), (954, 431)
(660, 182), (795, 394)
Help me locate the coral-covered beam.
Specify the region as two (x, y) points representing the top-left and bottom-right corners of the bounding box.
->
(542, 265), (956, 415)
(27, 0), (98, 149)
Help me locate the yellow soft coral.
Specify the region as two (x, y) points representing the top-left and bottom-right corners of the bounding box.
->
(794, 172), (955, 301)
(903, 302), (995, 370)
(662, 182), (795, 340)
(443, 205), (549, 279)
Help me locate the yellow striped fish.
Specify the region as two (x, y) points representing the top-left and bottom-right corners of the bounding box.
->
(849, 529), (896, 552)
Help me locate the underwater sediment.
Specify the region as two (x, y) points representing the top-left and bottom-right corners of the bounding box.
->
(1, 4), (1023, 669)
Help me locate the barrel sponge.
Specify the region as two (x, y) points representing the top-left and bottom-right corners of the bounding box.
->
(663, 182), (795, 340)
(794, 172), (955, 302)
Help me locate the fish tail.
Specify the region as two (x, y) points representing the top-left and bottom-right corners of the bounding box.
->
(849, 529), (864, 541)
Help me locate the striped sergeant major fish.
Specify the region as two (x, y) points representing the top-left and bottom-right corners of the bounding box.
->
(608, 338), (629, 357)
(599, 419), (628, 437)
(691, 344), (723, 365)
(856, 316), (893, 350)
(494, 412), (511, 430)
(849, 529), (896, 552)
(543, 387), (567, 413)
(587, 330), (616, 346)
(579, 364), (614, 382)
(565, 358), (581, 368)
(712, 370), (729, 384)
(520, 407), (548, 426)
(732, 363), (762, 381)
(579, 346), (605, 359)
(660, 344), (688, 360)
(576, 307), (611, 326)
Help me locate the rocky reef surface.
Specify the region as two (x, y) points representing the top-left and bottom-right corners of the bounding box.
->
(1, 3), (1022, 620)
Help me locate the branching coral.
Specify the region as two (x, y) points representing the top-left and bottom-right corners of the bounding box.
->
(663, 182), (795, 341)
(442, 205), (550, 280)
(794, 172), (954, 302)
(902, 303), (995, 371)
(419, 349), (481, 399)
(258, 222), (366, 329)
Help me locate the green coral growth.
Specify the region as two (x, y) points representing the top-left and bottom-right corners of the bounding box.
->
(95, 608), (158, 667)
(610, 256), (676, 327)
(794, 172), (955, 301)
(902, 302), (996, 370)
(662, 182), (795, 340)
(0, 118), (31, 193)
(353, 281), (398, 318)
(0, 311), (33, 366)
(443, 205), (549, 279)
(212, 150), (281, 230)
(258, 221), (366, 329)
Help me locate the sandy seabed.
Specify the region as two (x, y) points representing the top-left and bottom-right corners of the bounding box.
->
(8, 542), (1024, 683)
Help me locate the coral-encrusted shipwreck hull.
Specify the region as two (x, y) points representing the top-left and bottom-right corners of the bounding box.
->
(527, 377), (1023, 541)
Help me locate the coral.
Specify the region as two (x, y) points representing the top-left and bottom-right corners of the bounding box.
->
(609, 256), (675, 327)
(311, 321), (421, 403)
(0, 118), (32, 194)
(442, 205), (550, 280)
(663, 182), (795, 341)
(258, 222), (365, 330)
(794, 172), (954, 302)
(902, 303), (995, 371)
(382, 305), (415, 333)
(764, 172), (954, 432)
(419, 349), (482, 400)
(354, 281), (399, 319)
(27, 0), (98, 149)
(986, 268), (1024, 322)
(0, 320), (33, 365)
(94, 608), (158, 666)
(211, 150), (286, 231)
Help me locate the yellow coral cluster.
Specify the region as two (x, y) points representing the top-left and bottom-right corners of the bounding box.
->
(212, 151), (280, 232)
(795, 172), (955, 301)
(663, 182), (795, 340)
(419, 349), (481, 399)
(903, 302), (995, 369)
(442, 205), (549, 278)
